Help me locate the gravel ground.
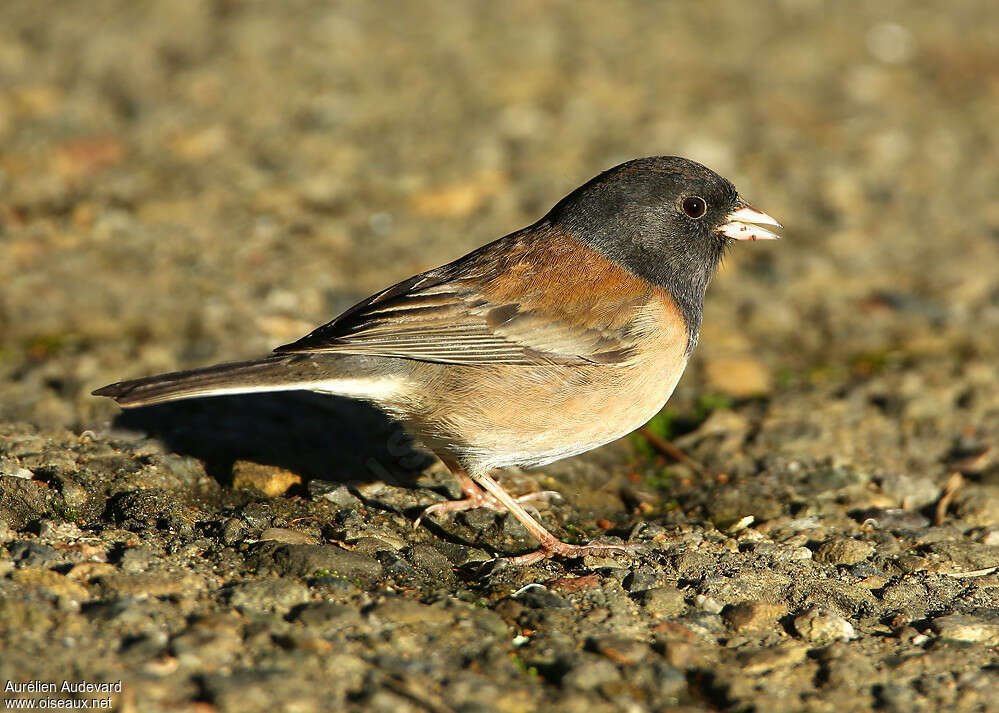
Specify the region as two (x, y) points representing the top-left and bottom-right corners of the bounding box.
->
(2, 2), (999, 711)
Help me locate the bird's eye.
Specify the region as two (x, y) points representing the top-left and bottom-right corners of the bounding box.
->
(681, 196), (708, 219)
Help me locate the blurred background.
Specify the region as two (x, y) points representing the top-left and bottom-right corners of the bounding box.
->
(1, 0), (997, 434)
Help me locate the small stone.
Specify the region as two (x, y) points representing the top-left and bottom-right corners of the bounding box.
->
(561, 655), (621, 690)
(248, 542), (382, 581)
(259, 527), (320, 545)
(878, 473), (940, 509)
(793, 606), (856, 644)
(816, 537), (875, 565)
(589, 636), (651, 665)
(404, 543), (455, 583)
(11, 568), (90, 603)
(368, 598), (454, 626)
(659, 640), (704, 669)
(694, 594), (724, 614)
(0, 477), (51, 530)
(226, 578), (311, 614)
(231, 461), (302, 497)
(118, 546), (157, 573)
(37, 519), (85, 540)
(930, 614), (999, 645)
(514, 584), (572, 609)
(9, 541), (62, 567)
(955, 485), (999, 527)
(0, 457), (34, 480)
(853, 508), (929, 530)
(221, 517), (247, 546)
(171, 624), (243, 669)
(623, 567), (660, 593)
(293, 601), (362, 629)
(309, 482), (362, 508)
(639, 586), (687, 616)
(738, 641), (808, 674)
(723, 601), (788, 632)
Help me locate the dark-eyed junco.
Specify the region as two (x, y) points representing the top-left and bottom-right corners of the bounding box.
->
(94, 156), (780, 564)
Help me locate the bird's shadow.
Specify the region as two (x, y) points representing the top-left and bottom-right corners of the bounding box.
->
(114, 392), (435, 488)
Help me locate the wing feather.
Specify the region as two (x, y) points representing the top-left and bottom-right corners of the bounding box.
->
(275, 227), (657, 366)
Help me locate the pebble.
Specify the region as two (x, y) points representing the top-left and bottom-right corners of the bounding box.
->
(930, 614), (999, 645)
(231, 461), (302, 497)
(221, 517), (248, 546)
(738, 641), (809, 674)
(258, 527), (320, 545)
(514, 584), (572, 609)
(637, 586), (687, 617)
(589, 635), (652, 665)
(793, 606), (856, 644)
(561, 655), (621, 690)
(854, 508), (930, 530)
(248, 542), (382, 580)
(816, 537), (875, 565)
(225, 579), (311, 614)
(368, 598), (455, 627)
(309, 481), (363, 508)
(723, 601), (788, 632)
(694, 594), (724, 614)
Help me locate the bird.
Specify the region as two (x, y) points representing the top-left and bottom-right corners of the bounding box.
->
(93, 156), (781, 565)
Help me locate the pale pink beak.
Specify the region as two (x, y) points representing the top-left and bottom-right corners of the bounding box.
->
(717, 203), (783, 241)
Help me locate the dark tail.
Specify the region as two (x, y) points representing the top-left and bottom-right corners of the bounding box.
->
(92, 354), (349, 408)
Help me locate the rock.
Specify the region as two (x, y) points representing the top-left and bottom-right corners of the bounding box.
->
(368, 598), (454, 626)
(514, 584), (572, 609)
(8, 541), (62, 567)
(258, 527), (320, 545)
(37, 519), (85, 540)
(954, 485), (999, 527)
(793, 606), (856, 644)
(723, 601), (788, 632)
(0, 477), (50, 530)
(404, 543), (455, 583)
(292, 601), (363, 629)
(589, 636), (651, 665)
(247, 542), (382, 581)
(853, 508), (929, 530)
(693, 594), (724, 614)
(0, 457), (34, 479)
(738, 641), (809, 674)
(220, 517), (247, 546)
(309, 482), (362, 508)
(225, 579), (311, 614)
(815, 537), (875, 565)
(561, 655), (621, 690)
(231, 461), (302, 497)
(637, 586), (687, 616)
(877, 473), (941, 509)
(171, 620), (243, 669)
(930, 613), (999, 645)
(11, 569), (90, 604)
(117, 546), (157, 573)
(622, 567), (660, 593)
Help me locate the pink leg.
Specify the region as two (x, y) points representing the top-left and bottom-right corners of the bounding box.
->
(415, 472), (560, 527)
(419, 466), (634, 564)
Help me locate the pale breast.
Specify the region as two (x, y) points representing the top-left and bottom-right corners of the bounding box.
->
(405, 290), (691, 474)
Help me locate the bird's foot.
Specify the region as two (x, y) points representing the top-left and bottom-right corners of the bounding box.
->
(415, 488), (561, 528)
(503, 537), (637, 566)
